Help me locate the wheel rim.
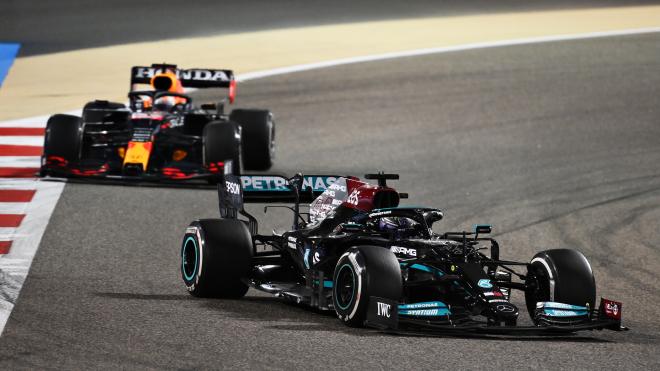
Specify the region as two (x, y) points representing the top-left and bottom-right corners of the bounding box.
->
(182, 236), (198, 281)
(335, 264), (356, 310)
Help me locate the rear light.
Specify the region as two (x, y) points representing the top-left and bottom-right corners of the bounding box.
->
(229, 79), (236, 104)
(207, 161), (224, 173)
(117, 147), (125, 159)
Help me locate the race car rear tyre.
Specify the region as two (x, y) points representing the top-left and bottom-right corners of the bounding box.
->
(42, 114), (84, 172)
(204, 121), (241, 175)
(181, 219), (253, 298)
(332, 245), (402, 327)
(82, 100), (126, 123)
(524, 249), (596, 320)
(230, 109), (274, 170)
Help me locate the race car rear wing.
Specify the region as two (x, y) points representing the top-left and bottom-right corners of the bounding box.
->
(219, 174), (340, 208)
(218, 173), (341, 234)
(130, 63), (234, 88)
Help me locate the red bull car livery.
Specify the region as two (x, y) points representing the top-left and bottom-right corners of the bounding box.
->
(41, 63), (275, 183)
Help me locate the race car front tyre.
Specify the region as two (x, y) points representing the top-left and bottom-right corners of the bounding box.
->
(181, 219), (253, 298)
(42, 114), (84, 174)
(204, 121), (241, 175)
(230, 109), (274, 170)
(524, 248), (596, 320)
(332, 245), (402, 327)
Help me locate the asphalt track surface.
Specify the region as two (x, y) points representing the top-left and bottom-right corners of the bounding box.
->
(2, 0), (660, 56)
(0, 32), (659, 369)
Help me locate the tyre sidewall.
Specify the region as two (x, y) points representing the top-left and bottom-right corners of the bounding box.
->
(333, 249), (366, 324)
(181, 221), (206, 294)
(43, 114), (84, 164)
(333, 246), (402, 327)
(180, 219), (253, 298)
(203, 121), (241, 175)
(230, 109), (274, 170)
(525, 248), (596, 318)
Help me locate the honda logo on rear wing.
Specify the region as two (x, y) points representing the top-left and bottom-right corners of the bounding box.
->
(130, 65), (234, 88)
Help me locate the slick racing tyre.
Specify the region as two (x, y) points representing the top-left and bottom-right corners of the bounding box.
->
(230, 109), (274, 170)
(181, 219), (253, 298)
(42, 114), (84, 171)
(204, 121), (241, 175)
(82, 100), (126, 123)
(525, 249), (596, 320)
(332, 246), (402, 327)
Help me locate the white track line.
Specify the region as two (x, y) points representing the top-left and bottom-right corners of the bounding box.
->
(0, 228), (23, 239)
(237, 27), (660, 81)
(0, 179), (40, 190)
(0, 26), (658, 336)
(0, 137), (43, 146)
(0, 157), (41, 168)
(0, 203), (29, 214)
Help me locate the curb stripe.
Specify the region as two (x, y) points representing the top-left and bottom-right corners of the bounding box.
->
(0, 145), (42, 156)
(0, 203), (29, 214)
(0, 157), (41, 168)
(0, 128), (45, 136)
(0, 214), (25, 228)
(0, 137), (44, 147)
(0, 190), (35, 203)
(0, 241), (11, 254)
(0, 168), (38, 178)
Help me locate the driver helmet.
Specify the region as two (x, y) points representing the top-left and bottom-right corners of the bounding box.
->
(150, 71), (187, 111)
(378, 217), (417, 237)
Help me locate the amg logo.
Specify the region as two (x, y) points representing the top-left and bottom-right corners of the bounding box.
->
(377, 302), (391, 318)
(225, 181), (241, 195)
(134, 67), (231, 82)
(390, 246), (417, 257)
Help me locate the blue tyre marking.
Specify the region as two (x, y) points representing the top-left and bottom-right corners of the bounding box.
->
(182, 236), (198, 281)
(335, 263), (356, 310)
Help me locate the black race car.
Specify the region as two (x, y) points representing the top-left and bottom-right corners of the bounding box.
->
(41, 63), (275, 182)
(180, 172), (626, 335)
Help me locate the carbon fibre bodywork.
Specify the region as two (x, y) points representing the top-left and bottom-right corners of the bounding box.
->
(182, 172), (627, 336)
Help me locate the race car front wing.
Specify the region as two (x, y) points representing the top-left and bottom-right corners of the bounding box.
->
(365, 296), (628, 336)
